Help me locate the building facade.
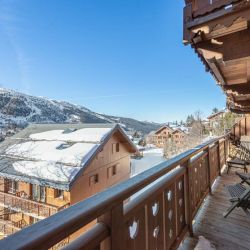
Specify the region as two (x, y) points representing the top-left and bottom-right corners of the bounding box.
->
(0, 124), (137, 242)
(147, 126), (187, 148)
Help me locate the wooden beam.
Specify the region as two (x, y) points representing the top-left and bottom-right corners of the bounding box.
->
(200, 29), (250, 61)
(233, 99), (250, 107)
(247, 60), (250, 82)
(223, 83), (250, 95)
(207, 58), (226, 84)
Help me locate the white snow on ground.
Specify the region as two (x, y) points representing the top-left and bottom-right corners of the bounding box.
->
(6, 141), (99, 166)
(143, 147), (163, 154)
(13, 161), (81, 182)
(131, 146), (164, 177)
(29, 128), (112, 142)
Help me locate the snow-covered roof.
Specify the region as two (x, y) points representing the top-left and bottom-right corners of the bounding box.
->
(0, 123), (137, 190)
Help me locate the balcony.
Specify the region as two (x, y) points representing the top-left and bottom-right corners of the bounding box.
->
(0, 219), (20, 239)
(0, 191), (67, 219)
(179, 171), (250, 250)
(0, 134), (239, 249)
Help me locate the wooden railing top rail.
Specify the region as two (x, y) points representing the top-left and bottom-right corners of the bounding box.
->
(0, 135), (227, 249)
(0, 191), (59, 211)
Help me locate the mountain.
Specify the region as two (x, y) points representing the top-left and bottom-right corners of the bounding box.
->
(0, 88), (160, 135)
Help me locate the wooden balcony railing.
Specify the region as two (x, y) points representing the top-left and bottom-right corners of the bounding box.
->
(0, 136), (229, 250)
(0, 219), (20, 237)
(230, 116), (250, 142)
(0, 191), (61, 218)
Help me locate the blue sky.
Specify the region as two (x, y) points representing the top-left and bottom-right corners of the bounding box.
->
(0, 0), (225, 123)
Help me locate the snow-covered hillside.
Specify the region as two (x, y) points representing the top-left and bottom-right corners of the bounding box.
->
(0, 88), (160, 135)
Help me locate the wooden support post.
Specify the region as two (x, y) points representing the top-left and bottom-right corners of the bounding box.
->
(98, 203), (124, 250)
(183, 160), (193, 237)
(111, 204), (124, 250)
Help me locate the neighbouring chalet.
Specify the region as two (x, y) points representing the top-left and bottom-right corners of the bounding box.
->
(171, 128), (187, 147)
(0, 123), (137, 240)
(207, 110), (226, 129)
(147, 125), (187, 148)
(146, 125), (173, 147)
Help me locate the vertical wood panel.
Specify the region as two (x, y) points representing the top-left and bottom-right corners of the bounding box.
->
(164, 183), (176, 250)
(147, 195), (164, 250)
(124, 207), (146, 250)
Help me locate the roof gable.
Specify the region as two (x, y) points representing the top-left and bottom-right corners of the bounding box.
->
(155, 125), (173, 134)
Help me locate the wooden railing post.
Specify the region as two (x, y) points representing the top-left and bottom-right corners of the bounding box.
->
(183, 159), (193, 237)
(98, 203), (124, 250)
(217, 141), (221, 176)
(207, 147), (212, 194)
(110, 204), (124, 250)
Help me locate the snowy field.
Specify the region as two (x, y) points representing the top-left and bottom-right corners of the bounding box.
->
(131, 147), (165, 177)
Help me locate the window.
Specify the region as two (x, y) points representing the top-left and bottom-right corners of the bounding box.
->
(30, 217), (40, 225)
(112, 143), (120, 154)
(32, 185), (46, 202)
(108, 165), (117, 178)
(116, 143), (119, 152)
(7, 180), (18, 194)
(54, 189), (64, 198)
(89, 174), (99, 186)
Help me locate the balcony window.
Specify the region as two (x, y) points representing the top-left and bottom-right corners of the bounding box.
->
(32, 185), (46, 203)
(89, 174), (99, 186)
(54, 189), (64, 199)
(7, 180), (18, 194)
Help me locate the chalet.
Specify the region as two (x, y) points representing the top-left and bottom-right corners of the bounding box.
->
(207, 110), (226, 129)
(0, 123), (137, 240)
(146, 125), (173, 148)
(147, 126), (187, 148)
(171, 128), (186, 147)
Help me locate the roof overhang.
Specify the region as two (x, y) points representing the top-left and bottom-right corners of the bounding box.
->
(184, 0), (250, 113)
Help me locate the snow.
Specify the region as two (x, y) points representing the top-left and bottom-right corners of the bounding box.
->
(143, 147), (163, 155)
(194, 236), (215, 250)
(29, 128), (112, 142)
(6, 141), (99, 166)
(13, 161), (80, 182)
(3, 125), (116, 183)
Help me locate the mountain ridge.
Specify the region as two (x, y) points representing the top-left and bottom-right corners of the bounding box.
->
(0, 88), (160, 135)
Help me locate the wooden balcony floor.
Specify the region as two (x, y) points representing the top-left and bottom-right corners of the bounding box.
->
(179, 170), (250, 250)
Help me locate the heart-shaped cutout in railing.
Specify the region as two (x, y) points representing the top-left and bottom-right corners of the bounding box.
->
(129, 220), (139, 239)
(168, 209), (173, 220)
(153, 226), (160, 238)
(178, 181), (182, 190)
(167, 190), (172, 201)
(152, 202), (159, 216)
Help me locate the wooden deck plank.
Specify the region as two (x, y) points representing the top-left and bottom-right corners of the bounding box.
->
(179, 171), (250, 250)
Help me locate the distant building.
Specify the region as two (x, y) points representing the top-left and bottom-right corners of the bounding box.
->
(0, 124), (137, 242)
(146, 125), (187, 148)
(207, 110), (226, 130)
(171, 128), (186, 147)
